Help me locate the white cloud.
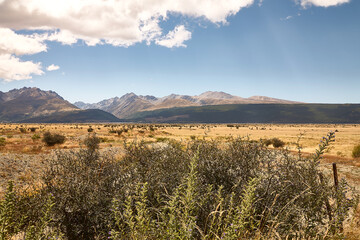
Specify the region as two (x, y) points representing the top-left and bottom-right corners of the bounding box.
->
(0, 28), (47, 55)
(47, 30), (78, 45)
(0, 0), (254, 48)
(299, 0), (350, 7)
(281, 15), (293, 21)
(47, 64), (60, 71)
(0, 0), (255, 81)
(156, 25), (192, 48)
(0, 0), (349, 82)
(0, 28), (45, 81)
(0, 54), (43, 81)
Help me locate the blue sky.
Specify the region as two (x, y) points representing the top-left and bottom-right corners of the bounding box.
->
(0, 0), (359, 103)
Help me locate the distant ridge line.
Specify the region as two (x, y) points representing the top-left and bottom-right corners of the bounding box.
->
(73, 91), (301, 118)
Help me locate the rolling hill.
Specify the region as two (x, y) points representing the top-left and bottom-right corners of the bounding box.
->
(125, 104), (360, 123)
(20, 109), (120, 123)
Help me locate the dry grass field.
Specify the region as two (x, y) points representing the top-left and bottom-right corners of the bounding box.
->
(1, 123), (360, 191)
(1, 123), (359, 154)
(1, 123), (360, 238)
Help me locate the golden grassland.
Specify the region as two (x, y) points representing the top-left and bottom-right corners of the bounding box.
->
(1, 123), (359, 190)
(1, 123), (360, 238)
(1, 123), (359, 156)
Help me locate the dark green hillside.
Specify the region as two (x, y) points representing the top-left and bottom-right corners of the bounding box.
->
(127, 104), (360, 123)
(20, 109), (120, 123)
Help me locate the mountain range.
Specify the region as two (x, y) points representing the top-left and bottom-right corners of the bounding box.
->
(74, 91), (299, 118)
(1, 87), (359, 124)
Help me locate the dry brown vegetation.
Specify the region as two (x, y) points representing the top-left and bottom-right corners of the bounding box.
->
(1, 123), (360, 238)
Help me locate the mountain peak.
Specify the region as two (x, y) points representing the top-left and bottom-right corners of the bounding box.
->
(198, 91), (239, 100)
(0, 87), (78, 122)
(120, 92), (139, 101)
(2, 87), (64, 102)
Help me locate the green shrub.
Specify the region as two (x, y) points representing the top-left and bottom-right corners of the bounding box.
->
(42, 132), (66, 146)
(0, 137), (6, 146)
(19, 128), (27, 133)
(352, 144), (360, 158)
(31, 134), (41, 141)
(156, 137), (169, 142)
(0, 182), (18, 238)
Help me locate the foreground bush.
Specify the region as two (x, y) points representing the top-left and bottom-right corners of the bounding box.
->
(1, 133), (358, 239)
(42, 131), (66, 146)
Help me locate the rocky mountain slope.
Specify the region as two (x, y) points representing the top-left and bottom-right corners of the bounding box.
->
(74, 91), (299, 118)
(0, 87), (120, 123)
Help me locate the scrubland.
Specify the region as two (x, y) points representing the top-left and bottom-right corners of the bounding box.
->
(0, 123), (360, 239)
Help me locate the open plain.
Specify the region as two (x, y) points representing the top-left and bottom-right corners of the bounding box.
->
(1, 123), (360, 190)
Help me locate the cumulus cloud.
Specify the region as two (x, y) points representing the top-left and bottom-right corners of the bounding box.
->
(0, 0), (255, 81)
(0, 0), (254, 48)
(0, 54), (43, 81)
(0, 0), (350, 82)
(156, 25), (192, 48)
(47, 64), (60, 71)
(299, 0), (350, 7)
(0, 28), (47, 55)
(0, 28), (45, 81)
(47, 30), (78, 45)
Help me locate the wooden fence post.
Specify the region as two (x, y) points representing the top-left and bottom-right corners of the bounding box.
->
(333, 163), (338, 189)
(332, 162), (343, 233)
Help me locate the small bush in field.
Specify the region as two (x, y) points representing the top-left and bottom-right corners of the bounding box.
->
(87, 127), (94, 132)
(0, 137), (6, 146)
(352, 144), (360, 158)
(83, 134), (100, 151)
(263, 138), (272, 146)
(272, 137), (285, 148)
(31, 134), (41, 141)
(263, 138), (285, 148)
(19, 128), (27, 133)
(29, 127), (37, 132)
(42, 132), (65, 146)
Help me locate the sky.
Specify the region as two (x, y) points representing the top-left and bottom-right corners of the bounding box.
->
(0, 0), (359, 104)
